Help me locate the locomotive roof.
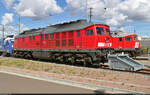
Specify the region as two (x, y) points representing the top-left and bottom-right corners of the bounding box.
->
(16, 19), (108, 38)
(111, 30), (135, 37)
(44, 20), (107, 33)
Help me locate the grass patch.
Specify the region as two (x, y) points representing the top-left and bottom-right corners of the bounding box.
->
(80, 72), (84, 76)
(72, 71), (76, 75)
(0, 57), (93, 77)
(16, 63), (25, 69)
(53, 70), (57, 73)
(44, 68), (50, 72)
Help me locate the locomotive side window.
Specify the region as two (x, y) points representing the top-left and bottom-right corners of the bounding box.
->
(22, 37), (25, 41)
(29, 36), (32, 40)
(119, 38), (122, 41)
(106, 29), (111, 35)
(85, 30), (89, 36)
(41, 34), (44, 40)
(90, 30), (94, 35)
(134, 36), (137, 40)
(96, 27), (104, 35)
(77, 31), (80, 37)
(125, 37), (132, 41)
(85, 29), (93, 36)
(33, 36), (35, 40)
(45, 34), (49, 39)
(50, 34), (54, 39)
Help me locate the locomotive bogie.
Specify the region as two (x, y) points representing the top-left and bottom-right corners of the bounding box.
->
(12, 48), (108, 66)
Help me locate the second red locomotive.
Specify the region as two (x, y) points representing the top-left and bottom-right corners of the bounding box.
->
(111, 30), (141, 57)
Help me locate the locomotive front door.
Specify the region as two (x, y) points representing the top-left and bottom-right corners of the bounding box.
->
(75, 31), (82, 48)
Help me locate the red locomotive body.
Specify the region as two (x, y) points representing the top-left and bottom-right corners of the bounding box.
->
(13, 20), (113, 65)
(14, 22), (112, 50)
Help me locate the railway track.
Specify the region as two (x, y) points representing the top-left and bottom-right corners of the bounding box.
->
(1, 56), (150, 77)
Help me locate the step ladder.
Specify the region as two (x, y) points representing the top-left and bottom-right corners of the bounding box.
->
(108, 54), (144, 71)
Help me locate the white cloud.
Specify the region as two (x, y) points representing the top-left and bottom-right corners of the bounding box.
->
(117, 0), (150, 22)
(65, 0), (150, 28)
(1, 13), (14, 25)
(6, 23), (29, 33)
(2, 0), (15, 9)
(65, 0), (86, 16)
(13, 0), (63, 19)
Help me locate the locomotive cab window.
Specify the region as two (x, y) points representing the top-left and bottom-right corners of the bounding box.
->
(96, 27), (104, 35)
(106, 29), (111, 35)
(134, 36), (137, 41)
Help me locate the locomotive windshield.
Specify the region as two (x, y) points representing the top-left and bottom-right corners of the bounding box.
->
(96, 27), (104, 35)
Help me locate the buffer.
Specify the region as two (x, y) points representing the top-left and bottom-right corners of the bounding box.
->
(108, 54), (144, 71)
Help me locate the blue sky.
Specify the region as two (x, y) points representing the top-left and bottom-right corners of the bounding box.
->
(0, 0), (150, 37)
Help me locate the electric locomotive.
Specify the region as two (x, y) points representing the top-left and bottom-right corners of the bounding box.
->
(0, 35), (14, 56)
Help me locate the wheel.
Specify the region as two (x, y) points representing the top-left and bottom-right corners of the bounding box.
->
(0, 52), (2, 56)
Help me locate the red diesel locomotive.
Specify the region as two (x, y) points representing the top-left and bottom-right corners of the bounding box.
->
(13, 20), (141, 66)
(13, 20), (113, 66)
(111, 30), (141, 57)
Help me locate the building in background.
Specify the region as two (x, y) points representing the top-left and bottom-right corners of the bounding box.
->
(140, 36), (150, 48)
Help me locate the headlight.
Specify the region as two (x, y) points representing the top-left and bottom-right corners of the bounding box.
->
(98, 43), (105, 47)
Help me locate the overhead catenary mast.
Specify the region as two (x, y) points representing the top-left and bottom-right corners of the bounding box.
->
(134, 28), (136, 34)
(85, 0), (93, 23)
(89, 7), (93, 23)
